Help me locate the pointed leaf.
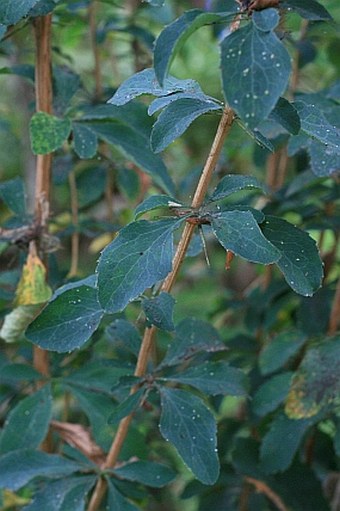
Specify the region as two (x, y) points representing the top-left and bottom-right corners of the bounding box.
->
(0, 0), (40, 25)
(97, 218), (183, 313)
(259, 330), (307, 376)
(210, 210), (280, 264)
(30, 112), (71, 155)
(134, 194), (179, 219)
(162, 361), (248, 396)
(0, 363), (42, 383)
(209, 174), (264, 203)
(148, 89), (210, 115)
(151, 98), (221, 153)
(107, 480), (139, 511)
(72, 123), (98, 159)
(154, 9), (237, 86)
(142, 292), (175, 331)
(281, 0), (332, 21)
(285, 336), (340, 419)
(159, 388), (219, 484)
(0, 449), (80, 490)
(260, 413), (313, 473)
(0, 384), (52, 454)
(261, 216), (323, 296)
(108, 388), (145, 426)
(221, 12), (291, 129)
(26, 285), (104, 352)
(294, 101), (340, 152)
(108, 68), (201, 106)
(113, 461), (176, 488)
(0, 178), (26, 216)
(86, 122), (174, 194)
(23, 476), (95, 511)
(269, 97), (300, 135)
(161, 318), (226, 368)
(105, 319), (141, 356)
(252, 372), (293, 416)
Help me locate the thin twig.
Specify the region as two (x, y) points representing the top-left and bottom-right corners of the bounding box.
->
(67, 171), (80, 278)
(245, 477), (288, 511)
(32, 14), (53, 379)
(328, 277), (340, 335)
(86, 107), (235, 511)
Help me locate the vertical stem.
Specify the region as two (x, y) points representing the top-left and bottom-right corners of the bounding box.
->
(68, 171), (80, 278)
(32, 14), (53, 378)
(328, 277), (340, 335)
(87, 107), (234, 511)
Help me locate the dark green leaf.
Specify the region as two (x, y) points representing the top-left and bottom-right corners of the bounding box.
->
(67, 386), (115, 450)
(260, 412), (313, 473)
(65, 362), (132, 394)
(159, 388), (219, 484)
(135, 194), (180, 219)
(144, 0), (164, 6)
(26, 285), (104, 353)
(107, 480), (139, 511)
(252, 8), (279, 32)
(105, 319), (141, 356)
(0, 25), (6, 39)
(28, 0), (59, 17)
(0, 177), (26, 217)
(86, 122), (174, 194)
(161, 318), (226, 368)
(142, 292), (175, 331)
(97, 218), (183, 313)
(252, 372), (293, 416)
(53, 65), (81, 115)
(151, 98), (222, 153)
(209, 174), (264, 203)
(221, 14), (291, 129)
(23, 476), (95, 511)
(52, 275), (97, 299)
(261, 216), (323, 296)
(269, 97), (301, 135)
(148, 89), (210, 116)
(154, 10), (236, 86)
(281, 0), (332, 20)
(163, 362), (248, 396)
(72, 123), (98, 159)
(0, 363), (42, 383)
(113, 461), (176, 488)
(108, 68), (201, 106)
(0, 0), (39, 25)
(285, 335), (340, 419)
(259, 330), (307, 375)
(30, 112), (71, 155)
(210, 210), (280, 264)
(294, 101), (340, 152)
(0, 449), (80, 490)
(108, 388), (145, 426)
(308, 139), (340, 177)
(0, 384), (52, 454)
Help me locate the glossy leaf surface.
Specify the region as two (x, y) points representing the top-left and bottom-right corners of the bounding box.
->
(26, 285), (104, 352)
(97, 218), (183, 313)
(221, 11), (291, 129)
(159, 387), (219, 484)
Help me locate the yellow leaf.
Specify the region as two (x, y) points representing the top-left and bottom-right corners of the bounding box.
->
(15, 253), (52, 306)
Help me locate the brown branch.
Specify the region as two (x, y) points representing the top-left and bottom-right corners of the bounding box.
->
(32, 14), (53, 379)
(328, 277), (340, 335)
(86, 107), (235, 511)
(67, 171), (80, 278)
(245, 477), (288, 511)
